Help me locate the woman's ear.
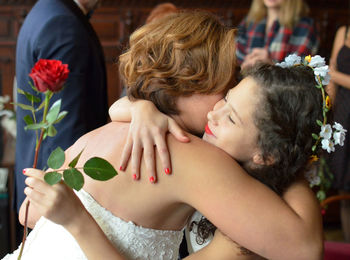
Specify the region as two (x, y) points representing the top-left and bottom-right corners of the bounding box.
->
(252, 153), (274, 166)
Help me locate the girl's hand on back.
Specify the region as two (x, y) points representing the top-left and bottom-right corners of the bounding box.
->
(120, 100), (189, 182)
(110, 97), (189, 183)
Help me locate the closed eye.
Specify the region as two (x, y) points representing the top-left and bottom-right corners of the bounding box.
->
(223, 97), (235, 124)
(228, 116), (235, 124)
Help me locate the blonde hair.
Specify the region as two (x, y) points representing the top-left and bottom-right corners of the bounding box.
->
(246, 0), (309, 28)
(119, 11), (237, 115)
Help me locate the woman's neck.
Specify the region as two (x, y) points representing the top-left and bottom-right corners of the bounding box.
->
(266, 7), (280, 31)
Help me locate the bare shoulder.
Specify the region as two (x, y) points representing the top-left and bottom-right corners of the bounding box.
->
(166, 133), (238, 172)
(337, 26), (347, 36)
(335, 26), (346, 45)
(165, 133), (250, 194)
(63, 123), (129, 166)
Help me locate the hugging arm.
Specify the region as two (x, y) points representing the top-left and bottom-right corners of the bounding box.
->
(109, 97), (189, 181)
(183, 177), (322, 260)
(171, 140), (323, 260)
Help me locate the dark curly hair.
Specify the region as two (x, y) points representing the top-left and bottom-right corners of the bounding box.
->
(191, 63), (325, 250)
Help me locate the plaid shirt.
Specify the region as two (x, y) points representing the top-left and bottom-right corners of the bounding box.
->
(236, 17), (319, 64)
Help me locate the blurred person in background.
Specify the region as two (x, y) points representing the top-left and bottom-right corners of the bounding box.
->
(326, 24), (350, 242)
(236, 0), (319, 69)
(15, 0), (108, 215)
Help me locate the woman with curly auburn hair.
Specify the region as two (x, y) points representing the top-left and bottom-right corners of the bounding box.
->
(237, 0), (319, 69)
(118, 11), (237, 135)
(7, 11), (322, 260)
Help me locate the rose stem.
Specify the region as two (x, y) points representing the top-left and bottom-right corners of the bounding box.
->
(18, 92), (49, 259)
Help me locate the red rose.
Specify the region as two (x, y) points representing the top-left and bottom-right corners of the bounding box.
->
(29, 59), (69, 93)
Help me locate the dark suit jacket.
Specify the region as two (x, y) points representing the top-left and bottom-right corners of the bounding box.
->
(15, 0), (108, 212)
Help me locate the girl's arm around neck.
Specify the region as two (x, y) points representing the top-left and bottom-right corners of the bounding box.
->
(167, 135), (323, 260)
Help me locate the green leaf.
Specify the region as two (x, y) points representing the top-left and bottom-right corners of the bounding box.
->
(23, 115), (34, 125)
(28, 81), (40, 94)
(83, 157), (118, 181)
(46, 99), (61, 124)
(44, 171), (62, 185)
(63, 168), (84, 191)
(54, 111), (68, 124)
(15, 103), (35, 112)
(17, 88), (41, 103)
(324, 180), (332, 190)
(35, 100), (46, 112)
(47, 147), (65, 169)
(316, 190), (326, 201)
(312, 145), (317, 152)
(24, 122), (48, 130)
(69, 149), (84, 168)
(312, 133), (319, 140)
(47, 125), (57, 137)
(316, 120), (323, 127)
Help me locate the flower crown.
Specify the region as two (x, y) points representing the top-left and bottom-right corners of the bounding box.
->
(277, 54), (347, 199)
(277, 54), (347, 155)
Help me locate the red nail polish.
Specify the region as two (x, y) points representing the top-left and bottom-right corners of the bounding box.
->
(133, 174), (137, 180)
(119, 166), (123, 171)
(165, 168), (171, 175)
(22, 169), (27, 174)
(149, 176), (155, 183)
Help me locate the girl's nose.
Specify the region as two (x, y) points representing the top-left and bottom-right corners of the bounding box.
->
(207, 99), (225, 125)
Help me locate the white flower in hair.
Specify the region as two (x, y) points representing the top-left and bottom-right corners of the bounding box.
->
(314, 65), (329, 78)
(309, 55), (326, 68)
(333, 131), (346, 146)
(320, 124), (332, 140)
(321, 138), (335, 153)
(284, 54), (302, 66)
(333, 122), (347, 134)
(276, 61), (288, 68)
(322, 74), (331, 85)
(305, 169), (321, 186)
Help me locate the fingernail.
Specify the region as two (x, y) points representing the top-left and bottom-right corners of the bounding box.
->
(165, 168), (171, 175)
(133, 174), (137, 180)
(149, 176), (155, 183)
(22, 169), (27, 174)
(119, 166), (123, 171)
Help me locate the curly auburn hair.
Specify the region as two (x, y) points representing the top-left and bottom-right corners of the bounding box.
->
(192, 64), (326, 250)
(119, 10), (237, 115)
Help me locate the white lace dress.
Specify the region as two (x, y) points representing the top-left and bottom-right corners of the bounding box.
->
(3, 190), (183, 260)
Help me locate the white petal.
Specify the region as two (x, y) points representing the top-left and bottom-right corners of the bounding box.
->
(320, 124), (332, 140)
(309, 55), (326, 67)
(285, 54), (301, 66)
